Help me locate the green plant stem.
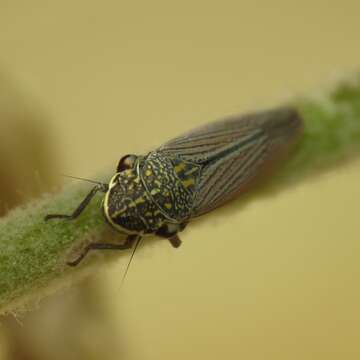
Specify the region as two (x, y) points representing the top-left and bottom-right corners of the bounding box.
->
(0, 77), (360, 314)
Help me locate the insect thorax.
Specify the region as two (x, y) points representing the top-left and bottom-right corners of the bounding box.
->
(103, 167), (166, 235)
(103, 152), (201, 235)
(140, 151), (201, 221)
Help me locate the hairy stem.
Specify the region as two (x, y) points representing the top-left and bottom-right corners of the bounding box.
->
(0, 77), (360, 314)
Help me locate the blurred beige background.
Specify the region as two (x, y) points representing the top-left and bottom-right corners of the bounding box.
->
(1, 1), (360, 359)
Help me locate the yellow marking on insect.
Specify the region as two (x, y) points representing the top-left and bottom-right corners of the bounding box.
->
(164, 203), (172, 209)
(112, 206), (128, 217)
(185, 166), (199, 176)
(133, 177), (140, 184)
(154, 210), (161, 216)
(174, 162), (186, 173)
(145, 169), (152, 176)
(135, 197), (145, 205)
(150, 188), (160, 196)
(182, 178), (195, 188)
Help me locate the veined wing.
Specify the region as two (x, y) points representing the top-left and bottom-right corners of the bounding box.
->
(158, 107), (303, 217)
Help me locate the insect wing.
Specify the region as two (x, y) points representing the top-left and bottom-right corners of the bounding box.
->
(158, 107), (303, 217)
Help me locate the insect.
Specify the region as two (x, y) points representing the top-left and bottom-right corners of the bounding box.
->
(45, 106), (303, 266)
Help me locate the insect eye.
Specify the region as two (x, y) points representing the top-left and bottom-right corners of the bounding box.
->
(117, 154), (137, 172)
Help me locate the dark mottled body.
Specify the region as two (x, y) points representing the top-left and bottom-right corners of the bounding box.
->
(103, 166), (165, 234)
(104, 151), (201, 235)
(45, 106), (303, 266)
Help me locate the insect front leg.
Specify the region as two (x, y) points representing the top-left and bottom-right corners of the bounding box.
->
(155, 222), (188, 248)
(45, 183), (108, 221)
(67, 234), (140, 266)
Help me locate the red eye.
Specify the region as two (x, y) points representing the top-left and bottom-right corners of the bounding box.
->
(117, 154), (137, 172)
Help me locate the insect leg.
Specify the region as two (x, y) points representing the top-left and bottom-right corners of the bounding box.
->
(168, 234), (181, 248)
(155, 222), (188, 248)
(67, 234), (139, 266)
(45, 183), (108, 221)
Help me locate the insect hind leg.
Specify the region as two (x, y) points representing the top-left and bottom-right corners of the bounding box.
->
(168, 234), (182, 248)
(45, 183), (108, 221)
(155, 222), (188, 248)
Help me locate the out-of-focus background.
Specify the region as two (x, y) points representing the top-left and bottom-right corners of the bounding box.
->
(1, 1), (360, 359)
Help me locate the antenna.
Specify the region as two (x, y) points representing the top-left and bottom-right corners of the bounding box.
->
(61, 174), (106, 186)
(120, 236), (142, 288)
